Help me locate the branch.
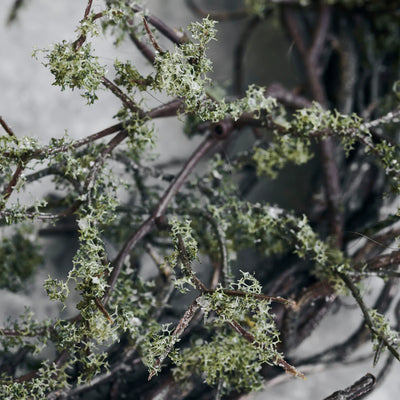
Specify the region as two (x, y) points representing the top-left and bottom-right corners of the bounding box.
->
(2, 162), (25, 203)
(73, 0), (95, 51)
(177, 234), (208, 293)
(148, 299), (200, 380)
(233, 16), (261, 95)
(227, 319), (305, 379)
(361, 107), (400, 130)
(214, 289), (295, 307)
(186, 0), (248, 21)
(0, 116), (17, 138)
(101, 77), (146, 118)
(142, 15), (164, 54)
(103, 134), (219, 305)
(323, 373), (376, 400)
(297, 279), (398, 367)
(338, 272), (400, 362)
(129, 31), (156, 64)
(283, 4), (343, 247)
(132, 5), (187, 46)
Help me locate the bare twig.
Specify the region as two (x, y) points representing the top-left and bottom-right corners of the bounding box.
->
(186, 0), (248, 20)
(101, 77), (146, 118)
(0, 116), (17, 138)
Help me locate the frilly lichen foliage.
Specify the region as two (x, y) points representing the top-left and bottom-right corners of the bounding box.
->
(0, 226), (42, 292)
(2, 1), (400, 399)
(33, 41), (106, 104)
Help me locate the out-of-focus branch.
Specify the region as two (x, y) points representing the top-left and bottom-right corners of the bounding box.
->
(283, 4), (343, 248)
(233, 16), (261, 95)
(103, 134), (219, 305)
(323, 373), (376, 400)
(186, 0), (248, 20)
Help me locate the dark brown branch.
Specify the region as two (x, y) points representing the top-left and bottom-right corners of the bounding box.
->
(83, 0), (93, 20)
(186, 0), (248, 21)
(94, 297), (114, 325)
(101, 77), (146, 118)
(338, 272), (400, 362)
(132, 5), (187, 46)
(177, 234), (208, 293)
(73, 0), (94, 51)
(354, 251), (400, 273)
(103, 134), (218, 305)
(146, 99), (184, 119)
(227, 320), (305, 379)
(129, 31), (156, 64)
(0, 116), (17, 138)
(233, 16), (261, 95)
(2, 162), (25, 203)
(323, 373), (376, 400)
(283, 4), (343, 247)
(215, 289), (295, 307)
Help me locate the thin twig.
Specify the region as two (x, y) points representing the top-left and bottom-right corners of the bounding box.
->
(227, 319), (305, 379)
(338, 272), (400, 362)
(233, 16), (261, 95)
(148, 299), (200, 380)
(0, 116), (17, 138)
(2, 162), (25, 203)
(323, 373), (376, 400)
(177, 234), (208, 293)
(186, 0), (248, 20)
(73, 0), (94, 51)
(283, 4), (343, 247)
(103, 134), (219, 305)
(142, 16), (164, 54)
(132, 5), (187, 46)
(101, 77), (146, 118)
(129, 31), (156, 64)
(361, 107), (400, 130)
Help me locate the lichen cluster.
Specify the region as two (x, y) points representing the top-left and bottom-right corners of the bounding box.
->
(1, 0), (400, 399)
